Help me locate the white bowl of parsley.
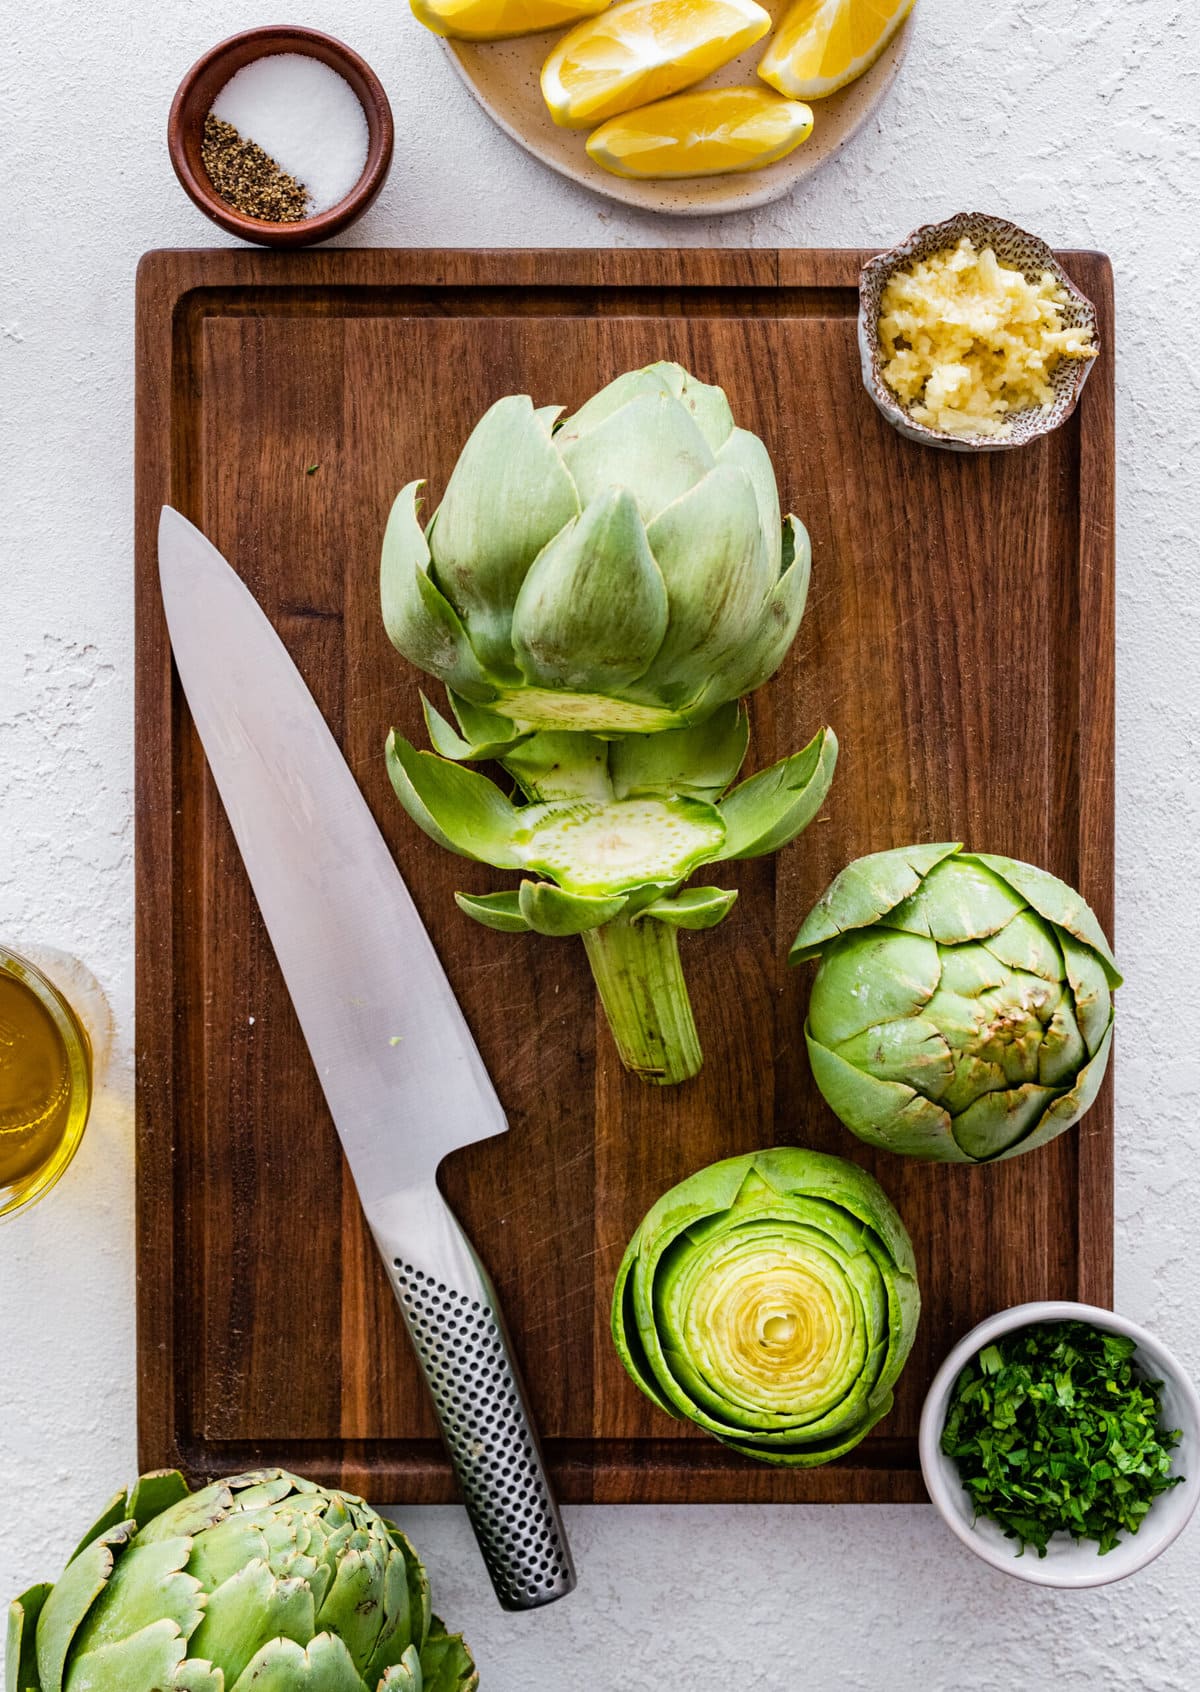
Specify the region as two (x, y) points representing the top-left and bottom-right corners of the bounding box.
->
(920, 1302), (1200, 1586)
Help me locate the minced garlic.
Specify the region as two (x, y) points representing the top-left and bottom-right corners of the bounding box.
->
(877, 237), (1097, 439)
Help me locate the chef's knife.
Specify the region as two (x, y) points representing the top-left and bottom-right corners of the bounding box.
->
(157, 506), (575, 1612)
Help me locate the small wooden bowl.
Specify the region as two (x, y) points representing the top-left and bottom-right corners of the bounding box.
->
(168, 26), (394, 249)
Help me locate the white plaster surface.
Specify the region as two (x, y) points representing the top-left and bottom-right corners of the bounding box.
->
(3, 0), (1199, 1686)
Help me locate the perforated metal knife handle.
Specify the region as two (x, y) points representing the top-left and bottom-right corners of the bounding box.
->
(369, 1186), (576, 1612)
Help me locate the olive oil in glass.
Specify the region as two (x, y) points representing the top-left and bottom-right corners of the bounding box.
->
(0, 947), (92, 1220)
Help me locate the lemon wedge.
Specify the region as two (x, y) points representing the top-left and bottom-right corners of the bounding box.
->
(542, 0), (771, 130)
(586, 86), (813, 178)
(759, 0), (916, 99)
(411, 0), (611, 43)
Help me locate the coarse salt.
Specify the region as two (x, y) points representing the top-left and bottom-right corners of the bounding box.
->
(212, 53), (369, 216)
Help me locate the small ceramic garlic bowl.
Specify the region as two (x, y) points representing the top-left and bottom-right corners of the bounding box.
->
(859, 211), (1100, 452)
(920, 1301), (1200, 1588)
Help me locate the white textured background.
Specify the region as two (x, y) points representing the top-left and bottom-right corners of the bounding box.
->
(3, 1), (1199, 1686)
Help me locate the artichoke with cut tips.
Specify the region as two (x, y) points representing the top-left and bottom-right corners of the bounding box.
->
(6, 1468), (477, 1692)
(612, 1147), (920, 1464)
(790, 843), (1121, 1163)
(382, 361), (813, 737)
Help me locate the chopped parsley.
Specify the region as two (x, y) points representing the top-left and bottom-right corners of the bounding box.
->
(940, 1320), (1184, 1557)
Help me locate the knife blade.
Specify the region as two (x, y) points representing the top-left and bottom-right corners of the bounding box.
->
(157, 506), (575, 1612)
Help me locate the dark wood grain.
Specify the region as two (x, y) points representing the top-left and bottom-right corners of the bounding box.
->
(135, 247), (1115, 1504)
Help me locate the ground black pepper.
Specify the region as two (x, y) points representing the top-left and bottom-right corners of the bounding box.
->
(201, 113), (310, 222)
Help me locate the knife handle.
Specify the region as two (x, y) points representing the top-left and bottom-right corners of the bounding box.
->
(370, 1185), (577, 1612)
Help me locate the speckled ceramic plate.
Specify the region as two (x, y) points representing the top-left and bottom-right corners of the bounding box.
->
(441, 3), (912, 216)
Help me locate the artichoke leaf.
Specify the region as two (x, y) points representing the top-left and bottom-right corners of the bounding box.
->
(807, 929), (941, 1046)
(641, 465), (773, 702)
(715, 427), (782, 574)
(609, 703), (749, 803)
(511, 488), (669, 695)
(386, 735), (523, 868)
(557, 365), (677, 441)
(637, 887), (738, 931)
(393, 1533), (431, 1666)
(134, 1481), (236, 1546)
(790, 843), (962, 962)
(974, 853), (1122, 985)
(712, 725), (837, 861)
(189, 1561), (315, 1689)
(805, 1033), (967, 1161)
(227, 1633), (364, 1692)
(454, 890), (529, 933)
(59, 1618), (187, 1692)
(883, 855), (1026, 944)
(381, 484), (495, 703)
(558, 390), (714, 525)
(518, 880), (628, 936)
(559, 361), (733, 456)
(1060, 931), (1114, 1056)
(7, 1583), (51, 1692)
(611, 1237), (679, 1420)
(502, 731), (613, 803)
(420, 693), (529, 764)
(428, 397), (581, 673)
(71, 1540), (201, 1661)
(982, 908), (1064, 982)
(833, 1017), (954, 1099)
(704, 514), (811, 703)
(36, 1522), (135, 1692)
(186, 1517), (272, 1595)
(419, 1622), (481, 1692)
(950, 1082), (1061, 1162)
(315, 1544), (386, 1674)
(362, 1544), (417, 1681)
(1038, 989), (1087, 1087)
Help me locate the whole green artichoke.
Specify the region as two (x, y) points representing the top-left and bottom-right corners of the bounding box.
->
(382, 361), (811, 736)
(6, 1469), (477, 1692)
(612, 1147), (920, 1465)
(790, 843), (1121, 1163)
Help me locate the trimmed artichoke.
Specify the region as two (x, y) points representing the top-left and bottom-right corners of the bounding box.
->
(6, 1469), (477, 1692)
(790, 843), (1121, 1163)
(612, 1147), (920, 1465)
(382, 362), (836, 1085)
(387, 706), (836, 1084)
(381, 361), (812, 736)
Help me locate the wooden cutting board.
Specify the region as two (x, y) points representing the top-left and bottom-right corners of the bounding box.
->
(135, 247), (1114, 1504)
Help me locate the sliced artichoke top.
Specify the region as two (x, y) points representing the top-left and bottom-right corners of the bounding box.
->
(791, 845), (1121, 1165)
(612, 1148), (920, 1467)
(382, 362), (812, 734)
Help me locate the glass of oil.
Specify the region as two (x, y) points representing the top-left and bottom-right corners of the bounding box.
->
(0, 945), (92, 1221)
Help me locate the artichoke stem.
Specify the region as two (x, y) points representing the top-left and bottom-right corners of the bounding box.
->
(581, 915), (702, 1085)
